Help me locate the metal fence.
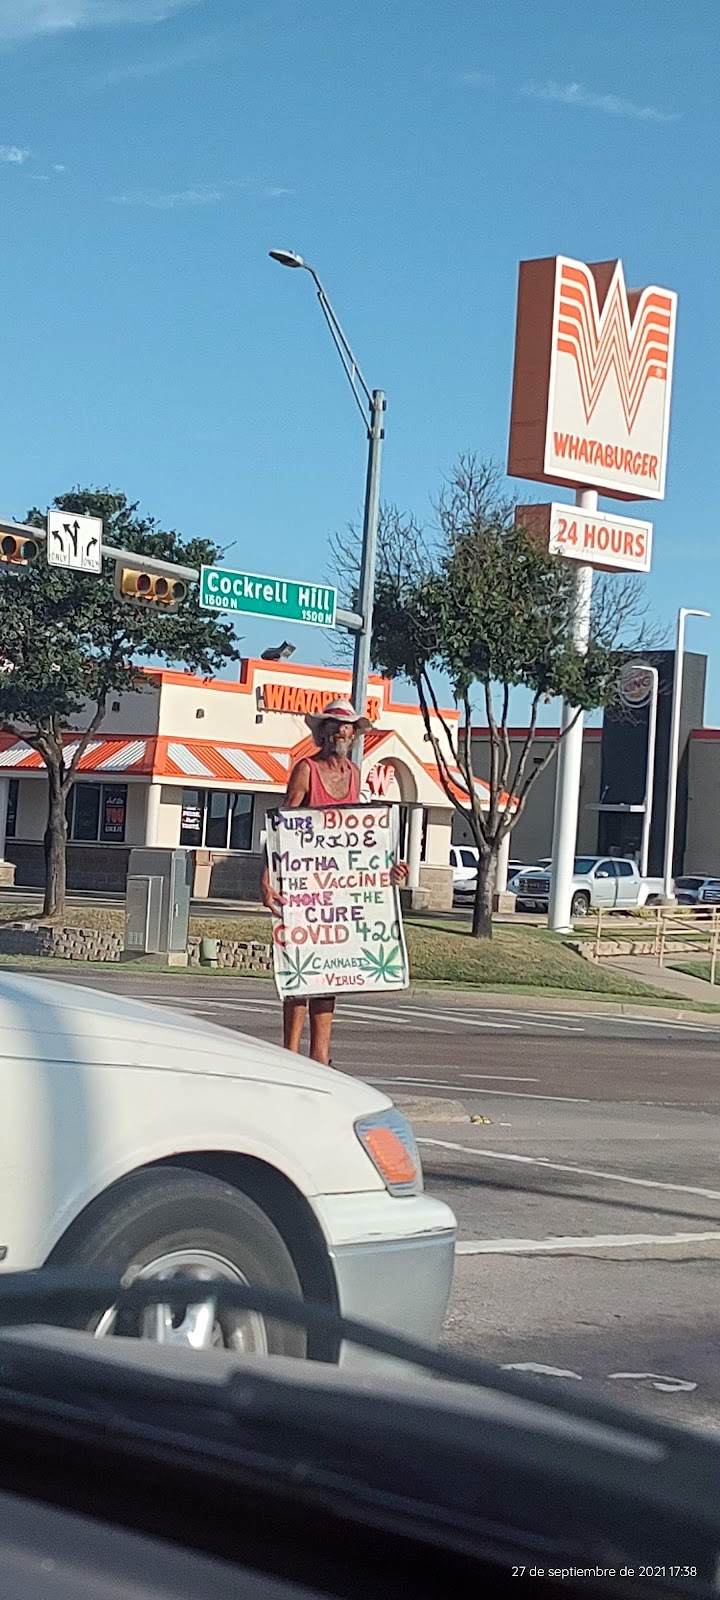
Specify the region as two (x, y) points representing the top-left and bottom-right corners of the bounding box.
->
(591, 904), (720, 984)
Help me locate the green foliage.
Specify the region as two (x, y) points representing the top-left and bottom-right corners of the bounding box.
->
(352, 456), (660, 938)
(371, 474), (622, 714)
(0, 487), (238, 728)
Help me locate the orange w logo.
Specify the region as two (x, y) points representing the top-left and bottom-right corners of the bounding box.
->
(557, 261), (673, 434)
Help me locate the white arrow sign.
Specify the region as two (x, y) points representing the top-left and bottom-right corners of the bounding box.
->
(46, 511), (103, 574)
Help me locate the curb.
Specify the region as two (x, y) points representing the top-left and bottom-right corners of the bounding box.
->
(392, 1095), (470, 1124)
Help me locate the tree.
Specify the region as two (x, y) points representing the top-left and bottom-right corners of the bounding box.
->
(332, 458), (662, 939)
(0, 488), (239, 919)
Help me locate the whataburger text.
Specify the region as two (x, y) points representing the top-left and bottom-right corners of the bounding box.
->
(508, 255), (677, 502)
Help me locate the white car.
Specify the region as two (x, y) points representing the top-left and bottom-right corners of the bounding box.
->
(0, 973), (456, 1360)
(450, 845), (479, 899)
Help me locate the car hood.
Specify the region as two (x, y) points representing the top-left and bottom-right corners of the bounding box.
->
(0, 972), (392, 1116)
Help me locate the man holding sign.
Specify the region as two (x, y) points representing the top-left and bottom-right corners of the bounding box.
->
(262, 698), (409, 1065)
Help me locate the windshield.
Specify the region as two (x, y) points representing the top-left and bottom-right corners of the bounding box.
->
(0, 0), (714, 1577)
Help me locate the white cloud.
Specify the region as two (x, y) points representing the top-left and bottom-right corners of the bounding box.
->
(110, 186), (223, 209)
(521, 80), (678, 122)
(0, 1), (201, 45)
(53, 162), (66, 171)
(265, 185), (293, 198)
(0, 143), (29, 162)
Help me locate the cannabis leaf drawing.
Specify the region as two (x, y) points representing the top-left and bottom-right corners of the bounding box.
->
(277, 946), (322, 992)
(359, 943), (405, 985)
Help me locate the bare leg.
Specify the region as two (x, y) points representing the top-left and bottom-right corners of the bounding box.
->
(308, 996), (336, 1065)
(283, 997), (307, 1053)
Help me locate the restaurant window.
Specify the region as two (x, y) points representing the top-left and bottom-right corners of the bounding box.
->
(229, 792), (253, 852)
(180, 789), (205, 847)
(66, 783), (128, 843)
(180, 788), (255, 851)
(5, 779), (18, 839)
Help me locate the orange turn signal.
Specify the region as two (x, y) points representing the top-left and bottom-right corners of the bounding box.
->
(355, 1110), (422, 1195)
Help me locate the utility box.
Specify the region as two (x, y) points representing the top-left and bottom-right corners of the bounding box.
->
(125, 876), (163, 955)
(125, 848), (193, 960)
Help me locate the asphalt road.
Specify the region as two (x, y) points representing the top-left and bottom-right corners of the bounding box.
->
(20, 969), (720, 1435)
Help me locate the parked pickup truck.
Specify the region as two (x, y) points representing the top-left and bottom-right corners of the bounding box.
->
(513, 856), (665, 918)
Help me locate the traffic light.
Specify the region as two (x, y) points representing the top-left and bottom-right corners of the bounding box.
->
(0, 533), (38, 565)
(114, 566), (188, 611)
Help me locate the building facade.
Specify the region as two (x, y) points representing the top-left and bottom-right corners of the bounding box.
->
(454, 651), (719, 877)
(0, 658), (462, 910)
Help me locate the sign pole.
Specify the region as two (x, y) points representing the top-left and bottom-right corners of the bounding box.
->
(351, 388), (385, 766)
(639, 669), (659, 878)
(547, 488), (596, 932)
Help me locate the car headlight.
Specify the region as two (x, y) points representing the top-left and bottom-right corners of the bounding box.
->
(354, 1108), (423, 1196)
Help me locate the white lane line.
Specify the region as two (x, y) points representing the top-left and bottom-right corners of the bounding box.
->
(492, 1008), (720, 1035)
(456, 1072), (542, 1083)
(445, 1010), (584, 1034)
(347, 1005), (521, 1031)
(455, 1230), (720, 1255)
(418, 1138), (720, 1202)
(369, 1076), (590, 1105)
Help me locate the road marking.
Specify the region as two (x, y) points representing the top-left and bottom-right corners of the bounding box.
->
(371, 1076), (591, 1105)
(461, 1011), (584, 1033)
(455, 1230), (720, 1255)
(457, 1072), (542, 1083)
(491, 1008), (720, 1035)
(348, 1005), (521, 1031)
(608, 1372), (697, 1394)
(503, 1361), (582, 1379)
(419, 1138), (720, 1202)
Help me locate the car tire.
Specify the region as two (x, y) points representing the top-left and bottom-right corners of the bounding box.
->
(571, 891), (591, 918)
(55, 1167), (307, 1358)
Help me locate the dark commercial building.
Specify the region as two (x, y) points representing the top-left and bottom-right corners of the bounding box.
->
(455, 651), (718, 876)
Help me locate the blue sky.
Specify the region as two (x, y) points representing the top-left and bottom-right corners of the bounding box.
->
(0, 0), (718, 716)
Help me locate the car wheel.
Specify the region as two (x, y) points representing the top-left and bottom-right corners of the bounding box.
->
(571, 891), (591, 918)
(57, 1168), (307, 1358)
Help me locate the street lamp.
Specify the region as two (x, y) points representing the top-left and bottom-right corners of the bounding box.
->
(663, 607), (710, 899)
(269, 248), (385, 761)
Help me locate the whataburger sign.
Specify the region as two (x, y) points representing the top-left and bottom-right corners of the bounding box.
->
(508, 256), (677, 502)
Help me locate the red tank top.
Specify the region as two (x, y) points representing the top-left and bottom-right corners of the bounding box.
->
(305, 757), (360, 808)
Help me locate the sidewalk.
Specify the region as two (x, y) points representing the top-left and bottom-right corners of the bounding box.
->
(604, 954), (717, 1007)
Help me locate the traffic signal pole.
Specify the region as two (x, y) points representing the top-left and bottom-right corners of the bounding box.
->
(0, 518), (363, 630)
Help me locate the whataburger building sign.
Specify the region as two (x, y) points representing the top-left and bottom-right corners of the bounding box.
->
(508, 255), (677, 503)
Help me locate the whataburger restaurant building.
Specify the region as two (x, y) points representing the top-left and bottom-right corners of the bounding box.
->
(0, 657), (487, 911)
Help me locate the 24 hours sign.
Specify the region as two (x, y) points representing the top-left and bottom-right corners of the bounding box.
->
(517, 502), (652, 575)
(266, 804), (410, 998)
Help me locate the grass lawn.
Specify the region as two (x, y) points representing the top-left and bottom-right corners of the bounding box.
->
(401, 918), (661, 995)
(671, 960), (719, 988)
(0, 901), (674, 998)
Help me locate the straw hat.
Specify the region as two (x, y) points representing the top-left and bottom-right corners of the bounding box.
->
(305, 696), (373, 742)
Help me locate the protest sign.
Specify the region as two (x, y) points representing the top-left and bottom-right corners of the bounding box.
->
(266, 803), (410, 999)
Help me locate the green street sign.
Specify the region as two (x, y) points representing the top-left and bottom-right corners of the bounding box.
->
(199, 566), (337, 628)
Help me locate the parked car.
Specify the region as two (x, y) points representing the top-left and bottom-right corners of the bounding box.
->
(674, 874), (720, 906)
(0, 973), (456, 1360)
(507, 858), (551, 894)
(513, 856), (665, 918)
(450, 845), (479, 899)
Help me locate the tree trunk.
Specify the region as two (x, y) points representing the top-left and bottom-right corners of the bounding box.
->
(471, 851), (496, 940)
(43, 762), (67, 921)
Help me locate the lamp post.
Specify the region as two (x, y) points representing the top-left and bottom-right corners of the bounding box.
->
(269, 250), (384, 763)
(663, 607), (710, 899)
